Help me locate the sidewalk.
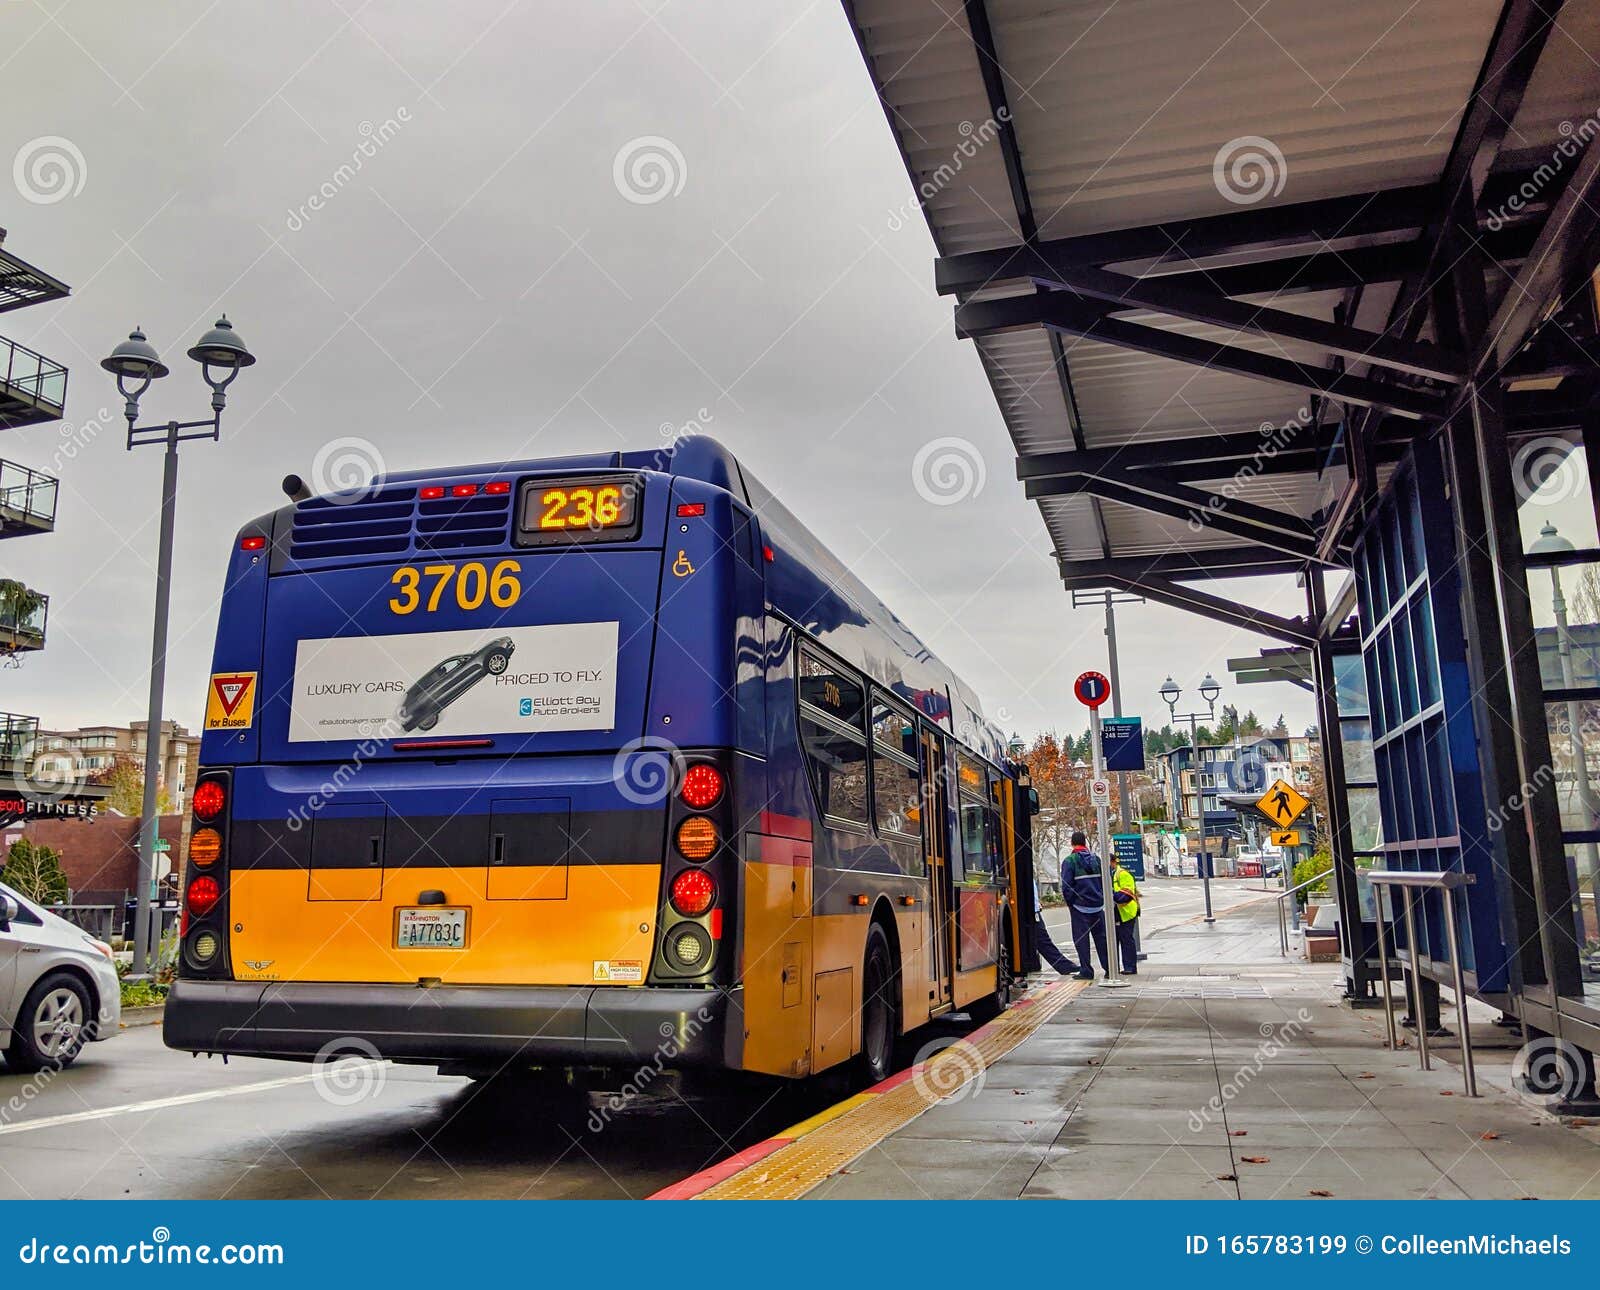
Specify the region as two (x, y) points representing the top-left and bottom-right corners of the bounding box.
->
(806, 887), (1600, 1200)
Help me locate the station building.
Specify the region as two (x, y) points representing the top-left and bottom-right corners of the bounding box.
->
(845, 0), (1600, 1085)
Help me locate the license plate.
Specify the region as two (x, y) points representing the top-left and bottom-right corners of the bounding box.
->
(395, 907), (467, 949)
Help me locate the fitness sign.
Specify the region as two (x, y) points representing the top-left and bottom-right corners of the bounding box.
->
(287, 622), (619, 742)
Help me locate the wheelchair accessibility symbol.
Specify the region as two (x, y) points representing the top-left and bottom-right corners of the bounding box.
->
(672, 550), (695, 578)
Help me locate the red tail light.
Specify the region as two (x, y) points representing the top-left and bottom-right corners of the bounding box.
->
(239, 535), (266, 551)
(676, 502), (706, 517)
(451, 483), (478, 497)
(680, 764), (725, 810)
(484, 480), (511, 495)
(670, 869), (716, 917)
(192, 780), (226, 821)
(419, 485), (445, 500)
(186, 875), (221, 916)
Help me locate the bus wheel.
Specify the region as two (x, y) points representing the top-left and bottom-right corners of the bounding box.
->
(859, 922), (897, 1085)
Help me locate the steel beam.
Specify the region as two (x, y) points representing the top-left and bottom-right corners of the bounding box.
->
(955, 292), (1451, 419)
(980, 262), (1466, 381)
(935, 186), (1438, 295)
(1055, 547), (1308, 582)
(1062, 572), (1316, 646)
(1026, 469), (1325, 562)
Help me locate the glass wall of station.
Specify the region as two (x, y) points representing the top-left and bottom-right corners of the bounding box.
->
(1352, 436), (1514, 994)
(1514, 427), (1600, 1013)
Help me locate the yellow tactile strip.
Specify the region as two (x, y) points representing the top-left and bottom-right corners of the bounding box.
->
(693, 979), (1091, 1200)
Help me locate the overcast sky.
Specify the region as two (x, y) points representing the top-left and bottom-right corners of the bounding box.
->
(0, 0), (1320, 744)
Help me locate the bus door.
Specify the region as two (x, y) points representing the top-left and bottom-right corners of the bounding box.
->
(920, 728), (955, 1012)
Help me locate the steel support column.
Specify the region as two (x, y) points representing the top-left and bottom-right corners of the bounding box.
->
(1308, 573), (1374, 999)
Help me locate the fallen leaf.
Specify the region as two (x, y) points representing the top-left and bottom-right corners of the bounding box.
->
(1357, 1073), (1376, 1080)
(1481, 1132), (1500, 1141)
(1240, 1155), (1271, 1164)
(1088, 1057), (1101, 1066)
(1308, 1189), (1334, 1198)
(1229, 1129), (1248, 1137)
(1569, 1117), (1595, 1127)
(1216, 1174), (1237, 1182)
(1440, 1090), (1454, 1096)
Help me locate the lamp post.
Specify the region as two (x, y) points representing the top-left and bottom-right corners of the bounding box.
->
(101, 318), (255, 978)
(1530, 522), (1600, 945)
(1161, 672), (1221, 924)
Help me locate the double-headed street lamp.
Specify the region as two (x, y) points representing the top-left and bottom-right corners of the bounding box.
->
(101, 318), (256, 978)
(1160, 672), (1221, 924)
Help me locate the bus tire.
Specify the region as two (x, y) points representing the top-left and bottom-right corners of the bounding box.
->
(859, 922), (898, 1085)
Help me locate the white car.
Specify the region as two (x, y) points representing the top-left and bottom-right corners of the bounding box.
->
(0, 882), (121, 1072)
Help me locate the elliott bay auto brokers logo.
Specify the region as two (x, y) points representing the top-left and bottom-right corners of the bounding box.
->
(519, 697), (533, 717)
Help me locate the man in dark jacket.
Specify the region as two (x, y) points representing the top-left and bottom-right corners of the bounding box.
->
(1061, 831), (1109, 979)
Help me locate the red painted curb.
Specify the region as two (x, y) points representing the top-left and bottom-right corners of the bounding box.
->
(647, 1136), (792, 1200)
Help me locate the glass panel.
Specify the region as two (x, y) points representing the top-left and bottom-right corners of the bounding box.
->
(799, 717), (868, 825)
(1340, 717), (1375, 783)
(958, 804), (998, 882)
(1567, 845), (1600, 994)
(798, 650), (866, 729)
(1544, 699), (1600, 834)
(1384, 499), (1406, 607)
(1527, 559), (1600, 691)
(1401, 473), (1427, 581)
(1404, 727), (1433, 841)
(1348, 786), (1384, 852)
(1411, 596), (1439, 709)
(872, 751), (920, 839)
(869, 694), (918, 759)
(1377, 631), (1400, 731)
(1393, 611), (1417, 720)
(1334, 652), (1368, 717)
(1514, 430), (1599, 552)
(1423, 717), (1456, 838)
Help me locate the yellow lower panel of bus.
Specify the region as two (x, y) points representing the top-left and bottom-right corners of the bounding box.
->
(229, 865), (661, 986)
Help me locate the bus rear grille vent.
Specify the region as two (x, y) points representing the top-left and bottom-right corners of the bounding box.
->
(287, 486), (512, 564)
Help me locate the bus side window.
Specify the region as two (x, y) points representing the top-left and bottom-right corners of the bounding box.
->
(869, 691), (923, 870)
(954, 750), (1000, 884)
(797, 649), (869, 828)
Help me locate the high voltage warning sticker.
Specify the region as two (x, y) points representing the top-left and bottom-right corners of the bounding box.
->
(205, 671), (258, 731)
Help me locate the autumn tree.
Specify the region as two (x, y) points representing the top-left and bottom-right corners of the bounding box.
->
(92, 754), (172, 817)
(1022, 732), (1091, 868)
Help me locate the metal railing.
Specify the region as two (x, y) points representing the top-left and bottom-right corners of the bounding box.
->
(0, 334), (66, 414)
(0, 586), (47, 646)
(1367, 870), (1478, 1097)
(44, 903), (118, 942)
(0, 710), (39, 762)
(0, 460), (58, 528)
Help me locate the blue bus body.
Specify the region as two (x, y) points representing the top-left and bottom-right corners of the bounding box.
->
(166, 437), (1015, 1079)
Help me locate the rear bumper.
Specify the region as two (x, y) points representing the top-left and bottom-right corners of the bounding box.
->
(163, 978), (738, 1070)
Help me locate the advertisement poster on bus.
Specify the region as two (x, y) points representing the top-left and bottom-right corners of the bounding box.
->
(287, 621), (619, 742)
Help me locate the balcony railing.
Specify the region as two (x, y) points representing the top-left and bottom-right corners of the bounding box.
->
(0, 459), (57, 535)
(0, 710), (38, 762)
(0, 583), (48, 652)
(0, 334), (67, 429)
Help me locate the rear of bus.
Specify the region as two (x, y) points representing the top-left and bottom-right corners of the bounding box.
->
(164, 440), (768, 1074)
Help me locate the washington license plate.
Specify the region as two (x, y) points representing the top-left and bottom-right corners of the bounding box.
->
(395, 907), (467, 949)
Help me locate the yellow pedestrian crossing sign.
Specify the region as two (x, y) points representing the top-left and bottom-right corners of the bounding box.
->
(1269, 830), (1301, 847)
(1256, 778), (1309, 827)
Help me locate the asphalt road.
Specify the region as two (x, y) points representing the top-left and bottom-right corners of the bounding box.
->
(0, 877), (1271, 1200)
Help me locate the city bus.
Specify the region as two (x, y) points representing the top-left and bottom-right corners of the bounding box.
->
(165, 437), (1033, 1085)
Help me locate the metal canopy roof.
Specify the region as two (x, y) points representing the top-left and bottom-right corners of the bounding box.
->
(844, 0), (1600, 642)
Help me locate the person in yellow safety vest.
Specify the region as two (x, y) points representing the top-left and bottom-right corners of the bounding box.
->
(1110, 856), (1140, 976)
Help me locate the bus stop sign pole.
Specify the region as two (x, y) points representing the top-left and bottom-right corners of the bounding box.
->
(1075, 671), (1125, 989)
